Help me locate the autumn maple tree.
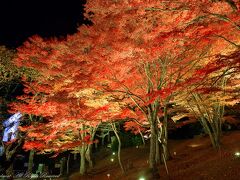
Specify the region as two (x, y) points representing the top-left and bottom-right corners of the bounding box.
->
(174, 63), (240, 148)
(78, 0), (240, 175)
(11, 0), (240, 177)
(9, 37), (97, 174)
(11, 38), (127, 173)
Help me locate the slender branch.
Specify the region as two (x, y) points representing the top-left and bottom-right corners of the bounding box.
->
(207, 12), (240, 30)
(215, 35), (240, 48)
(105, 88), (146, 104)
(144, 63), (154, 90)
(127, 118), (149, 128)
(128, 93), (148, 119)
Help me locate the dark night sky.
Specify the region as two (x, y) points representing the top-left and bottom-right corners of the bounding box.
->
(0, 0), (87, 48)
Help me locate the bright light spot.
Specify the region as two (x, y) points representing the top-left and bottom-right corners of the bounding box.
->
(112, 152), (116, 155)
(139, 177), (145, 180)
(143, 135), (148, 139)
(111, 158), (114, 162)
(107, 174), (110, 177)
(188, 144), (202, 148)
(136, 146), (139, 148)
(235, 152), (240, 156)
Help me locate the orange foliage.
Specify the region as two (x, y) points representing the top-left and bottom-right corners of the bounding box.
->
(12, 0), (240, 152)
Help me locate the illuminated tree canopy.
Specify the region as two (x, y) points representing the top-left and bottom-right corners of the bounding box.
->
(4, 0), (240, 176)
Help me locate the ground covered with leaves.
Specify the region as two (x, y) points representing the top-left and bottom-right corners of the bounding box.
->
(68, 130), (240, 180)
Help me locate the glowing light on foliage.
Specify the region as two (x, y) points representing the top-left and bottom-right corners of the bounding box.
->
(11, 0), (240, 175)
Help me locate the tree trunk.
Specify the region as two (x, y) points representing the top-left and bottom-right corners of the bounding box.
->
(211, 121), (221, 149)
(85, 126), (98, 168)
(139, 130), (145, 146)
(101, 136), (105, 146)
(85, 144), (93, 168)
(60, 157), (66, 175)
(111, 122), (125, 173)
(100, 132), (108, 146)
(192, 93), (223, 149)
(149, 122), (160, 179)
(5, 138), (23, 175)
(79, 124), (87, 175)
(155, 137), (160, 164)
(200, 117), (219, 149)
(108, 131), (111, 143)
(149, 123), (157, 169)
(66, 153), (70, 175)
(95, 141), (98, 149)
(162, 106), (170, 160)
(6, 163), (13, 177)
(79, 145), (86, 175)
(28, 150), (34, 174)
(74, 153), (77, 160)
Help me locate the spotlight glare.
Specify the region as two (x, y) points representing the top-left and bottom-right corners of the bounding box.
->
(111, 158), (114, 162)
(112, 152), (116, 155)
(139, 177), (145, 180)
(235, 152), (240, 156)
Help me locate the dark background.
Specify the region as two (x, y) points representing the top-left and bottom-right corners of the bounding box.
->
(0, 0), (87, 48)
